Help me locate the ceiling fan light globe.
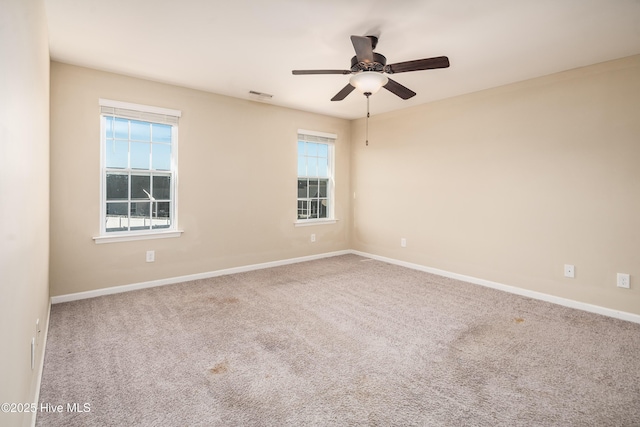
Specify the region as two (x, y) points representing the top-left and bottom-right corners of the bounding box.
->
(349, 72), (388, 95)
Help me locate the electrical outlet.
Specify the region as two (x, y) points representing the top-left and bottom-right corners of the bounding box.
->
(310, 234), (316, 243)
(617, 273), (630, 289)
(564, 264), (575, 278)
(146, 250), (155, 262)
(400, 238), (407, 248)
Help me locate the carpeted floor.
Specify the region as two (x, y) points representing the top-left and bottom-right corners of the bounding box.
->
(37, 254), (640, 426)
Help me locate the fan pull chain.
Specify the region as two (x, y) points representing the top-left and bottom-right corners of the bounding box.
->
(365, 93), (370, 146)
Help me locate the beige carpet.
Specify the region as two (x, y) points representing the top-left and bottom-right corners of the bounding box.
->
(37, 254), (640, 426)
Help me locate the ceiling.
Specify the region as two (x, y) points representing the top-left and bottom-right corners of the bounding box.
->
(44, 0), (640, 120)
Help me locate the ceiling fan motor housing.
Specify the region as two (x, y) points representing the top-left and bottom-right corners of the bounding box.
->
(350, 53), (386, 72)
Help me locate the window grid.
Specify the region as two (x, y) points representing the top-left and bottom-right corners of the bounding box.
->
(105, 171), (172, 232)
(102, 115), (176, 234)
(297, 134), (334, 221)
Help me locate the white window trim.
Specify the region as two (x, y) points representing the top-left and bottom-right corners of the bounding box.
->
(295, 129), (337, 226)
(94, 99), (183, 243)
(93, 230), (183, 244)
(294, 219), (338, 227)
(99, 98), (182, 118)
(297, 129), (337, 140)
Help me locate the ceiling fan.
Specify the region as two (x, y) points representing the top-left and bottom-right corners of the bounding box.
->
(292, 35), (450, 101)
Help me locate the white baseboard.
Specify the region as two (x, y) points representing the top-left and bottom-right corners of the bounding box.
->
(50, 248), (639, 324)
(51, 250), (351, 304)
(352, 250), (640, 325)
(31, 298), (51, 427)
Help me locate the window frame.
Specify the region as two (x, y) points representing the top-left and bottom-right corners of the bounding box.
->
(295, 129), (337, 226)
(94, 99), (183, 244)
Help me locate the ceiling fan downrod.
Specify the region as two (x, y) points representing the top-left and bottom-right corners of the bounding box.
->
(365, 92), (371, 146)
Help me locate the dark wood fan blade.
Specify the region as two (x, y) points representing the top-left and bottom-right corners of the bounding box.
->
(292, 69), (352, 75)
(383, 78), (416, 100)
(331, 84), (356, 101)
(386, 56), (450, 74)
(350, 35), (374, 64)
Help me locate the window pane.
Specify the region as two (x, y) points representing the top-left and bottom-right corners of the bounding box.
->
(130, 202), (151, 230)
(114, 117), (129, 139)
(130, 120), (151, 141)
(310, 200), (319, 219)
(105, 116), (113, 137)
(297, 155), (306, 176)
(297, 179), (308, 198)
(319, 179), (327, 197)
(307, 142), (318, 156)
(152, 201), (171, 229)
(297, 200), (309, 219)
(318, 157), (328, 177)
(105, 139), (128, 169)
(106, 174), (128, 200)
(308, 179), (320, 197)
(131, 175), (151, 200)
(307, 158), (318, 177)
(153, 175), (171, 200)
(318, 199), (328, 218)
(131, 142), (151, 169)
(152, 123), (172, 143)
(317, 143), (328, 158)
(154, 201), (170, 219)
(297, 141), (305, 156)
(152, 143), (171, 171)
(106, 202), (129, 232)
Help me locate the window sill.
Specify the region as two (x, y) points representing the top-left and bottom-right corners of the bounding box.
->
(93, 230), (183, 244)
(294, 219), (338, 227)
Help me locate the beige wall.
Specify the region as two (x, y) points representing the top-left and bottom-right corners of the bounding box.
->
(0, 0), (50, 426)
(351, 55), (640, 315)
(50, 54), (640, 317)
(49, 62), (351, 296)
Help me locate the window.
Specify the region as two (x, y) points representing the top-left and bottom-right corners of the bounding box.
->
(98, 99), (181, 240)
(297, 130), (336, 223)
